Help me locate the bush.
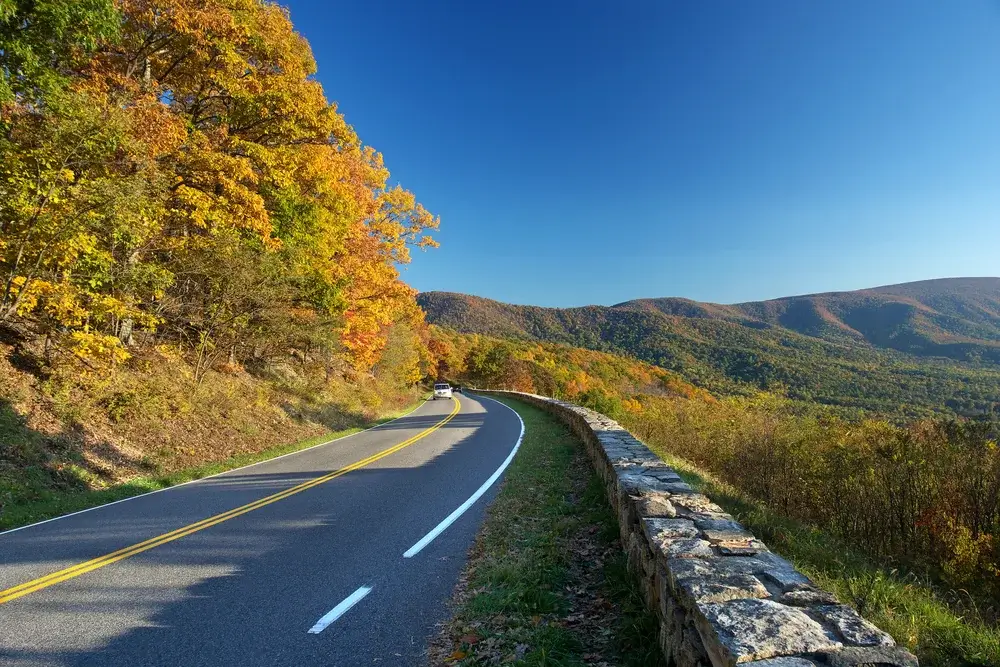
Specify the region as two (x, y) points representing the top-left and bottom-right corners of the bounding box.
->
(623, 394), (1000, 612)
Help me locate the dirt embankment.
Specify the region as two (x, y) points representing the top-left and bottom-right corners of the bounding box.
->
(0, 338), (416, 516)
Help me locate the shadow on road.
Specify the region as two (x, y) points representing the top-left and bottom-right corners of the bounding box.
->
(0, 397), (521, 667)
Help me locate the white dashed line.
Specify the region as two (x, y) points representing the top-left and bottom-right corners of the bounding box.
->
(308, 586), (373, 634)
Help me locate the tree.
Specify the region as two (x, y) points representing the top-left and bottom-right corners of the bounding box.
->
(0, 0), (119, 103)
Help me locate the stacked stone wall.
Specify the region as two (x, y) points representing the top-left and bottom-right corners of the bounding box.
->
(477, 391), (918, 667)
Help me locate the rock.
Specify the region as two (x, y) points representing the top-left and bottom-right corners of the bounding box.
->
(697, 598), (842, 665)
(672, 494), (733, 520)
(644, 517), (699, 541)
(716, 539), (770, 556)
(779, 589), (839, 607)
(696, 518), (756, 542)
(619, 473), (680, 494)
(813, 645), (918, 667)
(743, 658), (817, 667)
(641, 468), (685, 484)
(677, 573), (770, 604)
(668, 554), (809, 592)
(635, 492), (677, 518)
(753, 552), (813, 590)
(662, 537), (715, 559)
(810, 605), (895, 647)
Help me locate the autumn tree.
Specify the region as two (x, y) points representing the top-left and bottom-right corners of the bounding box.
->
(0, 0), (119, 103)
(2, 0), (438, 382)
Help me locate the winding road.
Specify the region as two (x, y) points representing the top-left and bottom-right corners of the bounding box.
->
(0, 394), (523, 666)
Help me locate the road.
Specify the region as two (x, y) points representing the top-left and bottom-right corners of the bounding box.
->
(0, 393), (523, 667)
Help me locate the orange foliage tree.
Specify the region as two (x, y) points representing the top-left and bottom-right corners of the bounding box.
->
(1, 0), (438, 383)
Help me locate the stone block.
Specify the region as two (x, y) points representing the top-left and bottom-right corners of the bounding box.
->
(635, 492), (677, 518)
(667, 554), (807, 592)
(696, 598), (841, 666)
(642, 468), (686, 483)
(677, 573), (770, 604)
(665, 482), (698, 494)
(742, 659), (817, 667)
(810, 605), (895, 647)
(813, 646), (918, 667)
(644, 517), (700, 541)
(656, 564), (671, 618)
(679, 625), (712, 667)
(619, 472), (683, 495)
(716, 541), (769, 556)
(673, 494), (734, 520)
(753, 552), (813, 590)
(696, 518), (756, 542)
(663, 537), (715, 559)
(779, 589), (838, 607)
(659, 621), (673, 660)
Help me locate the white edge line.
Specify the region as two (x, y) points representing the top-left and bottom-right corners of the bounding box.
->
(403, 393), (525, 559)
(0, 399), (430, 538)
(307, 585), (373, 634)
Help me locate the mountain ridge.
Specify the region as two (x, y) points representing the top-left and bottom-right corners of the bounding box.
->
(421, 277), (1000, 357)
(417, 278), (1000, 416)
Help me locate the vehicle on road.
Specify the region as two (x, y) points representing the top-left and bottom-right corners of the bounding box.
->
(433, 382), (453, 399)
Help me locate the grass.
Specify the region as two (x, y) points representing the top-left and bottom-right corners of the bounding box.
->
(433, 398), (664, 666)
(0, 398), (425, 532)
(648, 448), (1000, 667)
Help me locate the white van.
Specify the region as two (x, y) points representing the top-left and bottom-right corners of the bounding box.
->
(433, 383), (453, 399)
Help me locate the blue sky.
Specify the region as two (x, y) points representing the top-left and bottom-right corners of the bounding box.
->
(285, 0), (1000, 307)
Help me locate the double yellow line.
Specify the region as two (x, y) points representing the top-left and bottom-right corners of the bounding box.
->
(0, 398), (460, 606)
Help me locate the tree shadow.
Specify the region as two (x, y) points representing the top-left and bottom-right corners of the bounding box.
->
(0, 397), (164, 528)
(0, 324), (47, 380)
(0, 405), (517, 666)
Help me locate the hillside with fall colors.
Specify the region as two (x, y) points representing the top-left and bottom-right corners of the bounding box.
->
(0, 0), (438, 517)
(419, 279), (1000, 418)
(428, 328), (1000, 651)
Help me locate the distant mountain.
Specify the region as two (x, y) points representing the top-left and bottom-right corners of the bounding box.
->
(418, 278), (1000, 417)
(628, 278), (1000, 360)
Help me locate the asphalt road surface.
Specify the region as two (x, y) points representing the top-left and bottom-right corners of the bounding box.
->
(0, 393), (523, 667)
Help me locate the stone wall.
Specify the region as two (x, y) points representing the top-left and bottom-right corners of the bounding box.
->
(477, 391), (918, 667)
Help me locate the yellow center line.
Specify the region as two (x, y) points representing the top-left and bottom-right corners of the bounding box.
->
(0, 398), (461, 606)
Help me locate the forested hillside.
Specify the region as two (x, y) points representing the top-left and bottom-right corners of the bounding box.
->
(433, 327), (1000, 649)
(419, 281), (1000, 418)
(428, 326), (709, 411)
(0, 0), (437, 516)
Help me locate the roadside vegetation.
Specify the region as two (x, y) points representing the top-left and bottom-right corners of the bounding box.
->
(430, 398), (664, 667)
(659, 453), (1000, 667)
(625, 395), (1000, 614)
(432, 328), (1000, 665)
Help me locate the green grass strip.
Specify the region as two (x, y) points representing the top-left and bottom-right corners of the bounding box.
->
(440, 398), (664, 666)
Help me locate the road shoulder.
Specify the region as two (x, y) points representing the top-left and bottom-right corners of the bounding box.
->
(428, 397), (665, 666)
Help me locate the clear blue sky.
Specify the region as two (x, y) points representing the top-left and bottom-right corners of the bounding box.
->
(285, 0), (1000, 307)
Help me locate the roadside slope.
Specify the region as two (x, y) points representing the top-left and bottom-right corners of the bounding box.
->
(0, 340), (423, 530)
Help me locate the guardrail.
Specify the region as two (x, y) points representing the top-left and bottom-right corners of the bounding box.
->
(473, 390), (918, 667)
